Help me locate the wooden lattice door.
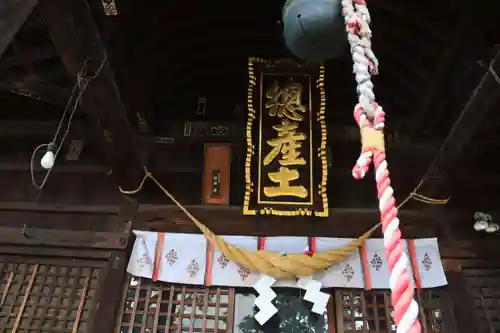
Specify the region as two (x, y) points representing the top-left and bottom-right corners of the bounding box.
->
(334, 289), (453, 333)
(0, 256), (102, 333)
(115, 275), (235, 333)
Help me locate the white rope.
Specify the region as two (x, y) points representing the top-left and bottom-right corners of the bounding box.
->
(341, 0), (379, 121)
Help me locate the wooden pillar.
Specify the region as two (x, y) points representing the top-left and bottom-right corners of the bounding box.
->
(89, 197), (138, 333)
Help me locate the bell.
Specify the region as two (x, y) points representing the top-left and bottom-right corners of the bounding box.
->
(282, 0), (346, 63)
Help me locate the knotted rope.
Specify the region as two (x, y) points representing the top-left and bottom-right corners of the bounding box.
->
(342, 0), (421, 332)
(121, 168), (446, 281)
(122, 170), (379, 279)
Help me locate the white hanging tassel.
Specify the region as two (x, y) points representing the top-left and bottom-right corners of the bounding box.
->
(297, 276), (330, 315)
(252, 275), (278, 325)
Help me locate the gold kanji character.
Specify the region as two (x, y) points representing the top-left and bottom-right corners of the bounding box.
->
(265, 80), (307, 121)
(263, 119), (306, 166)
(264, 166), (308, 198)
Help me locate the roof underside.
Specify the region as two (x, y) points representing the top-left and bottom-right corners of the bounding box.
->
(1, 0), (500, 212)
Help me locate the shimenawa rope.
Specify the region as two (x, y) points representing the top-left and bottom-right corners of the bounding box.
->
(119, 167), (447, 279)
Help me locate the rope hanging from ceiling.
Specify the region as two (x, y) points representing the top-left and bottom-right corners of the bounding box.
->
(342, 0), (419, 331)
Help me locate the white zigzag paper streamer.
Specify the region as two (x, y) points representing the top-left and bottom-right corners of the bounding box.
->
(298, 276), (330, 314)
(252, 275), (277, 325)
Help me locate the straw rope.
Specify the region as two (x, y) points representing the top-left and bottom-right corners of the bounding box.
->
(119, 167), (448, 279)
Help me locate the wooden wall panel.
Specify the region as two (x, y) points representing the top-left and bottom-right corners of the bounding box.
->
(445, 269), (479, 333)
(463, 267), (500, 333)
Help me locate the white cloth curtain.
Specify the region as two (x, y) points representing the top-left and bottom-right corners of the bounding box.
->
(127, 231), (448, 289)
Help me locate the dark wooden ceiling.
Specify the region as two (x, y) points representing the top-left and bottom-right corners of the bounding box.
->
(2, 0), (498, 129)
(2, 0), (500, 214)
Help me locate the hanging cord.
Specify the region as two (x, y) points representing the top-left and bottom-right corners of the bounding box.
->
(30, 52), (107, 190)
(119, 166), (446, 279)
(399, 180), (449, 206)
(342, 0), (421, 332)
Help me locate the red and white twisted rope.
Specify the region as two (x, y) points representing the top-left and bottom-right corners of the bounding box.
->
(341, 0), (421, 332)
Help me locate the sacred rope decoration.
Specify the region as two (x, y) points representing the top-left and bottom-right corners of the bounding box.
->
(253, 275), (278, 325)
(342, 0), (420, 332)
(119, 1), (448, 328)
(120, 169), (445, 279)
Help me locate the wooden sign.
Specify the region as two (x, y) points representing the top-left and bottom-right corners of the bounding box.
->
(243, 58), (328, 217)
(203, 144), (231, 205)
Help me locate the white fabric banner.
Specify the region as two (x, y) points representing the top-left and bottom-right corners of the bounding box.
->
(127, 231), (448, 289)
(157, 233), (207, 285)
(413, 238), (447, 288)
(211, 236), (261, 287)
(126, 231), (157, 279)
(364, 239), (390, 289)
(315, 238), (364, 288)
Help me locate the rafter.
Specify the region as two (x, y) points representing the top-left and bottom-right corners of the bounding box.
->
(372, 0), (448, 44)
(418, 52), (500, 196)
(0, 80), (70, 106)
(413, 52), (500, 242)
(409, 8), (471, 137)
(0, 0), (37, 58)
(0, 119), (436, 151)
(0, 47), (57, 69)
(0, 120), (87, 137)
(38, 0), (144, 190)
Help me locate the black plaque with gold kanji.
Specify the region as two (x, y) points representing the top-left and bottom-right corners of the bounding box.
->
(243, 58), (328, 217)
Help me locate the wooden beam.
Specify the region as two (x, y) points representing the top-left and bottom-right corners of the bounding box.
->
(89, 251), (127, 333)
(412, 52), (500, 244)
(4, 140), (422, 176)
(0, 161), (108, 173)
(0, 47), (56, 69)
(0, 120), (437, 163)
(409, 8), (471, 136)
(0, 210), (119, 234)
(0, 118), (435, 144)
(0, 226), (128, 249)
(134, 205), (440, 238)
(38, 0), (144, 190)
(89, 197), (137, 333)
(0, 245), (112, 259)
(418, 51), (500, 198)
(0, 80), (70, 106)
(0, 120), (89, 137)
(0, 201), (120, 214)
(134, 205), (500, 258)
(98, 0), (155, 135)
(0, 0), (37, 57)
